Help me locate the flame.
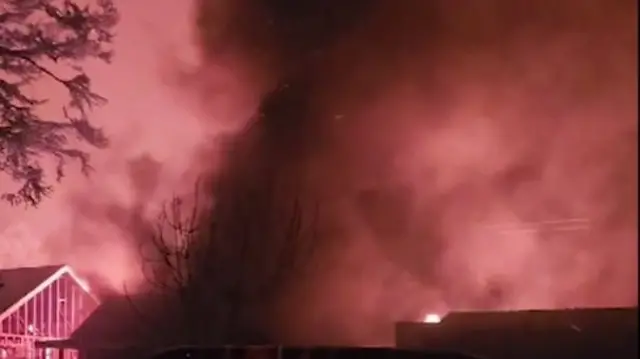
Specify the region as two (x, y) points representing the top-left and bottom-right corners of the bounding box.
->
(423, 313), (442, 324)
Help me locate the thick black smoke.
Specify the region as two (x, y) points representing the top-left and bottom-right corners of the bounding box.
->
(193, 0), (637, 345)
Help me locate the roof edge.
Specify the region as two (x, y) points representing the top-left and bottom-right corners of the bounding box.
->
(0, 265), (99, 322)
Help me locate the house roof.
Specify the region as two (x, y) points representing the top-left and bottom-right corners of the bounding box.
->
(0, 264), (95, 320)
(70, 293), (178, 347)
(396, 307), (638, 359)
(0, 265), (63, 315)
(441, 306), (639, 330)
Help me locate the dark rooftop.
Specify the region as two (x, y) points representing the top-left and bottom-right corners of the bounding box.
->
(0, 264), (65, 315)
(440, 306), (639, 329)
(70, 293), (179, 348)
(396, 307), (638, 359)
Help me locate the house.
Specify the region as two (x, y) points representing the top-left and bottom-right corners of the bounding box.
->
(0, 265), (98, 359)
(395, 307), (639, 359)
(37, 294), (182, 359)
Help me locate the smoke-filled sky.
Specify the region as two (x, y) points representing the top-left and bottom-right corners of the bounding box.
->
(1, 0), (638, 346)
(0, 0), (206, 288)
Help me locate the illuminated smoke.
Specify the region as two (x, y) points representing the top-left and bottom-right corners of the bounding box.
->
(194, 0), (637, 345)
(0, 0), (636, 346)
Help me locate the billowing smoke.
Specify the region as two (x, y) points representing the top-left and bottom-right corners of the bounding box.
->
(0, 0), (636, 347)
(193, 0), (637, 345)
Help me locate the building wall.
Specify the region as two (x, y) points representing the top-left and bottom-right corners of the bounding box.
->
(0, 273), (97, 359)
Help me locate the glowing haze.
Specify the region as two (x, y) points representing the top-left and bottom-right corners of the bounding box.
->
(0, 0), (217, 291)
(194, 0), (637, 344)
(1, 0), (637, 346)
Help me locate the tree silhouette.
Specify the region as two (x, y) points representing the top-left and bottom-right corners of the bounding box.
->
(129, 179), (319, 345)
(0, 0), (118, 206)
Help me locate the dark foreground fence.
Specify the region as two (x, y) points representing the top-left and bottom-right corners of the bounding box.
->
(148, 346), (484, 359)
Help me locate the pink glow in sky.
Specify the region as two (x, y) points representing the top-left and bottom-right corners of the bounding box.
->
(0, 0), (221, 292)
(0, 0), (637, 345)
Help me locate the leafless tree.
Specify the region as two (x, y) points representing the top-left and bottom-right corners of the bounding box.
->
(129, 179), (319, 345)
(0, 0), (118, 206)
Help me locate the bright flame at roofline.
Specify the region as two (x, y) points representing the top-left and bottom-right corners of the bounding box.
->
(423, 313), (442, 324)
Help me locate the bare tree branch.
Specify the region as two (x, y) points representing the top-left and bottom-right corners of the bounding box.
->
(131, 178), (318, 345)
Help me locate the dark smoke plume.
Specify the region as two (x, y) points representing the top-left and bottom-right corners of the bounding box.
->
(189, 0), (638, 345)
